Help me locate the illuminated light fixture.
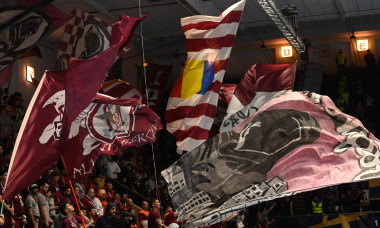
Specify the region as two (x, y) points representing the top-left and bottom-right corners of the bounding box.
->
(26, 65), (34, 82)
(143, 62), (148, 67)
(357, 39), (368, 51)
(281, 46), (293, 57)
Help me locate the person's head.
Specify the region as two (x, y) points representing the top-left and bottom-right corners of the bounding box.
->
(29, 183), (39, 194)
(122, 193), (128, 202)
(338, 49), (343, 54)
(97, 189), (106, 201)
(89, 207), (97, 217)
(126, 198), (133, 207)
(51, 171), (59, 183)
(367, 49), (371, 53)
(38, 180), (49, 194)
(86, 187), (95, 199)
(106, 182), (113, 191)
(114, 192), (120, 202)
(59, 203), (74, 217)
(165, 205), (173, 213)
(151, 199), (160, 210)
(141, 201), (148, 210)
(0, 170), (7, 183)
(63, 186), (72, 197)
(48, 186), (56, 197)
(129, 208), (135, 216)
(74, 186), (80, 197)
(45, 187), (53, 198)
(106, 202), (117, 216)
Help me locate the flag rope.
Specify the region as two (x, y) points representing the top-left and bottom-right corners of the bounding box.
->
(138, 0), (162, 215)
(69, 180), (86, 228)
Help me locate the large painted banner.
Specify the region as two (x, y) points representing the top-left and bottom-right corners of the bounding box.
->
(162, 91), (380, 227)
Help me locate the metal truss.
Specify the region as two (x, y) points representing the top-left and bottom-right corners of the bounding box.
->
(257, 0), (305, 53)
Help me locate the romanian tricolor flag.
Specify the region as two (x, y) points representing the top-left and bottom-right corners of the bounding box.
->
(166, 0), (246, 154)
(170, 60), (215, 99)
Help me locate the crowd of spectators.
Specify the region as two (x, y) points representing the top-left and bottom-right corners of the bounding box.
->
(0, 66), (380, 228)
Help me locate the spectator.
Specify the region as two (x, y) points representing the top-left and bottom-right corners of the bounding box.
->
(107, 156), (121, 180)
(97, 189), (108, 215)
(49, 171), (61, 207)
(80, 188), (95, 216)
(94, 202), (117, 228)
(38, 180), (53, 227)
(86, 207), (98, 227)
(148, 199), (166, 228)
(46, 187), (59, 227)
(364, 49), (376, 68)
(163, 206), (179, 228)
(91, 191), (103, 217)
(59, 203), (91, 228)
(12, 192), (27, 228)
(118, 193), (129, 213)
(26, 183), (41, 228)
(310, 195), (323, 215)
(104, 182), (115, 203)
(60, 186), (78, 214)
(138, 201), (149, 228)
(335, 49), (346, 75)
(0, 169), (13, 228)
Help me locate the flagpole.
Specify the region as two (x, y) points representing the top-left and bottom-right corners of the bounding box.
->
(1, 200), (3, 214)
(68, 180), (86, 228)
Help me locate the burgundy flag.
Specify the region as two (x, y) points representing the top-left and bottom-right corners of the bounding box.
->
(63, 94), (163, 179)
(100, 76), (147, 104)
(144, 63), (172, 112)
(4, 14), (146, 199)
(163, 91), (380, 226)
(220, 63), (296, 133)
(4, 70), (67, 199)
(63, 14), (146, 134)
(0, 64), (14, 87)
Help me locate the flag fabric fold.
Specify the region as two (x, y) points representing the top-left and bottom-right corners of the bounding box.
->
(63, 94), (163, 180)
(165, 0), (246, 154)
(220, 63), (296, 133)
(162, 91), (380, 227)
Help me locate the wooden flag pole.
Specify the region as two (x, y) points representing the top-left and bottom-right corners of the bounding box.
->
(69, 180), (86, 228)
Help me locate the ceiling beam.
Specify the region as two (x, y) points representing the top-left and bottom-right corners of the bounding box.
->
(334, 0), (347, 20)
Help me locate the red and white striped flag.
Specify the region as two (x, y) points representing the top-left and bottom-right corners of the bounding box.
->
(165, 0), (246, 154)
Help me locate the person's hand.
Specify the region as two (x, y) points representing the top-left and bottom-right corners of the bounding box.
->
(79, 211), (84, 217)
(9, 207), (14, 216)
(33, 222), (38, 228)
(49, 218), (54, 224)
(45, 219), (49, 227)
(22, 219), (27, 225)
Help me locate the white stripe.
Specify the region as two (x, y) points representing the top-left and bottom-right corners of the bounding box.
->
(184, 23), (240, 39)
(167, 89), (219, 110)
(187, 47), (232, 61)
(5, 72), (48, 190)
(167, 115), (214, 132)
(180, 0), (245, 26)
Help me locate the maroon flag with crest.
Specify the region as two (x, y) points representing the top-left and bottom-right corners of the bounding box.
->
(63, 94), (163, 179)
(144, 63), (172, 112)
(4, 70), (67, 199)
(4, 14), (146, 198)
(63, 14), (146, 134)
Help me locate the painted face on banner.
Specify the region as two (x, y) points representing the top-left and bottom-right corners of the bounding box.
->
(0, 9), (49, 72)
(191, 109), (321, 198)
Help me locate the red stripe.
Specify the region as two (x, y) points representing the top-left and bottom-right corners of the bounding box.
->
(182, 11), (243, 32)
(214, 60), (228, 73)
(165, 103), (217, 123)
(186, 34), (236, 52)
(172, 126), (211, 141)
